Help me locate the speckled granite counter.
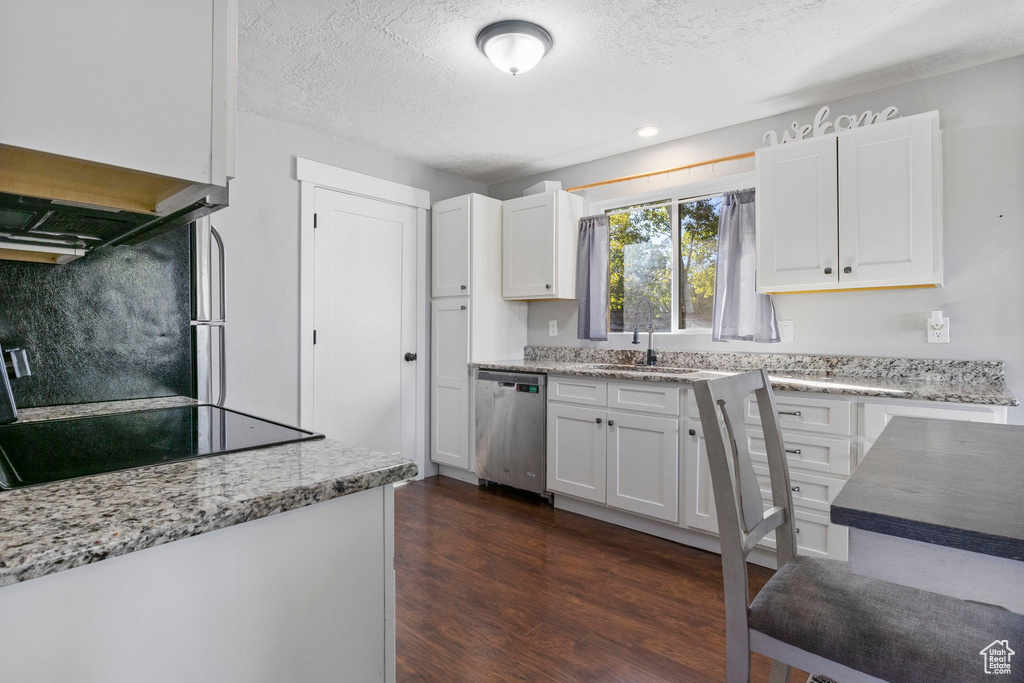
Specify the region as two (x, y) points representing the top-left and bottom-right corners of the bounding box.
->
(0, 398), (417, 587)
(471, 348), (1017, 406)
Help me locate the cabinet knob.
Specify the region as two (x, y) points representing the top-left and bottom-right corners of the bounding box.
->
(824, 267), (833, 275)
(843, 266), (852, 274)
(688, 429), (696, 436)
(545, 284), (552, 289)
(779, 410), (801, 417)
(595, 418), (602, 424)
(785, 448), (802, 455)
(796, 528), (800, 534)
(460, 305), (467, 310)
(404, 352), (417, 361)
(791, 486), (800, 492)
(461, 284), (467, 289)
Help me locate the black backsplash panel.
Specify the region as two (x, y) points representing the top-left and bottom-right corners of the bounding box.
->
(0, 227), (192, 408)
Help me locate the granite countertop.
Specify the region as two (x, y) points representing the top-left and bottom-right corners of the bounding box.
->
(831, 418), (1024, 561)
(0, 398), (417, 587)
(471, 359), (1017, 406)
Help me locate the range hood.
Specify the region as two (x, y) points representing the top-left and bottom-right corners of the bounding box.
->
(0, 143), (229, 264)
(0, 187), (228, 263)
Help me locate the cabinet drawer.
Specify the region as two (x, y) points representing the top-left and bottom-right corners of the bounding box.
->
(757, 506), (848, 561)
(747, 429), (853, 476)
(753, 465), (846, 514)
(549, 376), (607, 407)
(861, 401), (1006, 442)
(746, 394), (852, 436)
(607, 382), (680, 416)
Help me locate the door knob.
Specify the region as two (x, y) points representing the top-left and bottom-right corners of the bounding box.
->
(404, 352), (417, 361)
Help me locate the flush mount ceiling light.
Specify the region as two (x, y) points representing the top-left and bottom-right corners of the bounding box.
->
(476, 20), (553, 76)
(634, 126), (660, 138)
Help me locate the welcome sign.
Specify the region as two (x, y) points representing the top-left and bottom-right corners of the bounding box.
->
(762, 105), (900, 146)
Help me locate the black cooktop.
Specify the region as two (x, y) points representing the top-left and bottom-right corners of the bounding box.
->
(0, 405), (323, 490)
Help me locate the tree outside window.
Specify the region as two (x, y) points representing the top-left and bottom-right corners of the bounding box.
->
(606, 192), (723, 332)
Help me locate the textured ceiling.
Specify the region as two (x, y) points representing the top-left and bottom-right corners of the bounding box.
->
(238, 0), (1024, 184)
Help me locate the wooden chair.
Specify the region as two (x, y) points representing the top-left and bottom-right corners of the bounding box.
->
(693, 369), (1022, 683)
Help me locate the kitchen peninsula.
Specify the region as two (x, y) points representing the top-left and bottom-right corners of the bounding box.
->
(0, 398), (415, 683)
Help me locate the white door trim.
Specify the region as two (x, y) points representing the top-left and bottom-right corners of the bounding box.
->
(298, 157), (430, 479)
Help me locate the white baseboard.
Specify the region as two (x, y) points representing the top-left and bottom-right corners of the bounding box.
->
(554, 495), (778, 570)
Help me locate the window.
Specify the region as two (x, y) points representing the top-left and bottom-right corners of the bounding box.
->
(600, 174), (749, 334)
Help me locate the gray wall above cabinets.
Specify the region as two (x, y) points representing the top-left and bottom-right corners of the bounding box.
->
(0, 226), (192, 408)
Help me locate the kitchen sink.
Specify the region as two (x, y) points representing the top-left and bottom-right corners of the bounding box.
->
(573, 363), (701, 375)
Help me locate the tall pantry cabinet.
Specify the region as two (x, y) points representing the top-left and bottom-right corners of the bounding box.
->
(430, 194), (527, 472)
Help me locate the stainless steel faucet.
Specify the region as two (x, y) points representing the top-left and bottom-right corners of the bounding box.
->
(630, 297), (657, 366)
(0, 345), (31, 425)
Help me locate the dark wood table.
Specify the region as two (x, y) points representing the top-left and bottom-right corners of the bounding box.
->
(831, 417), (1024, 612)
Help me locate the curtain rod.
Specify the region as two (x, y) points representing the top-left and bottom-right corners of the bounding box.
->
(566, 151), (755, 193)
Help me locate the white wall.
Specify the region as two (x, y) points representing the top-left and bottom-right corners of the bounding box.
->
(214, 111), (485, 428)
(489, 56), (1024, 424)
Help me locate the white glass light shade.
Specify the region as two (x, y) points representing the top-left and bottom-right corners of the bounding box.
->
(477, 21), (552, 76)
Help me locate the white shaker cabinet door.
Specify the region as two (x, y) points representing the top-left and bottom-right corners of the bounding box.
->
(430, 298), (470, 469)
(503, 192), (557, 299)
(755, 136), (839, 292)
(546, 403), (607, 503)
(683, 424), (719, 534)
(431, 195), (471, 297)
(837, 112), (941, 286)
(606, 411), (679, 522)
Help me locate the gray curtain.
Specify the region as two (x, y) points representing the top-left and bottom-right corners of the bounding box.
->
(576, 215), (610, 341)
(712, 189), (780, 343)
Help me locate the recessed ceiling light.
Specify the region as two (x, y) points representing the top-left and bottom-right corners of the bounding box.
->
(634, 126), (660, 138)
(477, 20), (553, 76)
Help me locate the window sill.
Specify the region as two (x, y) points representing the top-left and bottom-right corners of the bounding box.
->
(607, 330), (712, 339)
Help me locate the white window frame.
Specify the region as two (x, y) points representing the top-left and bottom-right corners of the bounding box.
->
(587, 171), (754, 338)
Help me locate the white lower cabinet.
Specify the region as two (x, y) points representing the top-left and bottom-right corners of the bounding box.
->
(546, 398), (679, 521)
(545, 377), (1003, 566)
(547, 403), (607, 503)
(606, 411), (679, 523)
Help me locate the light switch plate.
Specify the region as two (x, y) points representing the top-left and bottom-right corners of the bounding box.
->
(779, 320), (795, 343)
(548, 320), (558, 336)
(927, 317), (950, 343)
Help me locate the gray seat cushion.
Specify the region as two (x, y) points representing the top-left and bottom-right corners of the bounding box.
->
(748, 557), (1024, 682)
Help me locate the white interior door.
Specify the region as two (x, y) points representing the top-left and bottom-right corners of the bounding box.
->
(313, 187), (417, 459)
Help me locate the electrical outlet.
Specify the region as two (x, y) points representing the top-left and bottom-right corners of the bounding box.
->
(779, 320), (795, 343)
(927, 315), (949, 343)
(548, 320), (558, 336)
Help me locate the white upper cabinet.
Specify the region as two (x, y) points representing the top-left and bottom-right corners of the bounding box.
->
(755, 136), (839, 290)
(756, 110), (942, 293)
(838, 113), (941, 286)
(502, 190), (584, 300)
(0, 0), (236, 203)
(432, 196), (471, 297)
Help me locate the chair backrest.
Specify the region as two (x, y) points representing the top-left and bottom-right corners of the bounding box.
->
(693, 369), (798, 621)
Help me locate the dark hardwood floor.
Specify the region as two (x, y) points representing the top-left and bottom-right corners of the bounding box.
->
(395, 476), (806, 682)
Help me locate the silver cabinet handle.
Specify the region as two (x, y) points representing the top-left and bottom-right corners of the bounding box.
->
(785, 448), (801, 455)
(779, 410), (801, 417)
(791, 486), (800, 492)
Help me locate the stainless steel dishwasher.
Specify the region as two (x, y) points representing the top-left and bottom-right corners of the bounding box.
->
(474, 370), (547, 496)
